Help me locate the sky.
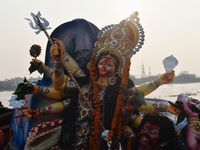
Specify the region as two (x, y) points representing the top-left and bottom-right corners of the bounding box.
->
(1, 0), (200, 80)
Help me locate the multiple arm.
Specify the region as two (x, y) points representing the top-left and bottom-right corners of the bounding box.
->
(26, 38), (176, 121)
(24, 38), (86, 119)
(23, 99), (70, 119)
(31, 85), (63, 99)
(51, 38), (85, 91)
(121, 70), (175, 125)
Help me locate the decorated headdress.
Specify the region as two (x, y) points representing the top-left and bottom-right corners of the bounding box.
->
(89, 12), (145, 149)
(93, 11), (145, 77)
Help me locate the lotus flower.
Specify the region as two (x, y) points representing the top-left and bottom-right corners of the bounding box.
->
(163, 55), (178, 72)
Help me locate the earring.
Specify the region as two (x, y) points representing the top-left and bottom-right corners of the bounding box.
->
(108, 75), (116, 85)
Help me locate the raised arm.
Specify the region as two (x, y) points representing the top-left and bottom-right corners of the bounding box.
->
(50, 38), (85, 91)
(136, 70), (175, 96)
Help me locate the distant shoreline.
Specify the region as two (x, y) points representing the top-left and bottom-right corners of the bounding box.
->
(1, 74), (200, 91)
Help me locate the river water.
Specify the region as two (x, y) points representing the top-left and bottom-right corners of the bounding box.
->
(1, 82), (200, 108)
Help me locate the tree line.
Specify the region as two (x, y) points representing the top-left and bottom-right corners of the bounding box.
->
(0, 77), (42, 91)
(1, 74), (200, 91)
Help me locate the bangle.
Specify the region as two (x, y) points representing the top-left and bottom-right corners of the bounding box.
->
(38, 106), (51, 115)
(54, 61), (63, 77)
(62, 98), (71, 108)
(153, 79), (161, 88)
(62, 52), (72, 61)
(37, 86), (44, 94)
(37, 86), (49, 95)
(74, 69), (86, 77)
(54, 61), (63, 69)
(43, 66), (53, 77)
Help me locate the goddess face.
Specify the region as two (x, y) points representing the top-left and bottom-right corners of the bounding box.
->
(97, 57), (116, 77)
(138, 122), (160, 149)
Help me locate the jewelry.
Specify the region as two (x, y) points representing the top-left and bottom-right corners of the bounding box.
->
(153, 79), (161, 87)
(38, 106), (52, 115)
(74, 69), (86, 77)
(54, 61), (64, 78)
(66, 77), (76, 89)
(43, 66), (53, 77)
(93, 12), (144, 77)
(62, 98), (71, 108)
(37, 86), (50, 95)
(108, 75), (116, 85)
(147, 79), (161, 89)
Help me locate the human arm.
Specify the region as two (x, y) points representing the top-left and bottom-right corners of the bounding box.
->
(121, 95), (135, 125)
(32, 59), (54, 77)
(139, 100), (179, 114)
(23, 99), (70, 119)
(29, 59), (54, 77)
(136, 70), (175, 96)
(181, 100), (198, 119)
(50, 38), (85, 91)
(31, 84), (65, 100)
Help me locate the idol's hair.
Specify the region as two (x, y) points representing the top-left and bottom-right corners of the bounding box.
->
(136, 113), (176, 150)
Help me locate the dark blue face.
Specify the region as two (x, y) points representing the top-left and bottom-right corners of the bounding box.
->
(44, 19), (99, 83)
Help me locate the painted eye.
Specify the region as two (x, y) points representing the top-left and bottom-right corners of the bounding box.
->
(142, 125), (147, 130)
(107, 63), (113, 67)
(150, 130), (155, 134)
(150, 129), (159, 135)
(98, 62), (103, 65)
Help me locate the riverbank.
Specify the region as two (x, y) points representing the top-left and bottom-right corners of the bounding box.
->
(1, 74), (200, 91)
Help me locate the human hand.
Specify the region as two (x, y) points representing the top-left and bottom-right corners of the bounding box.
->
(158, 70), (175, 84)
(166, 104), (180, 115)
(32, 58), (45, 69)
(122, 95), (135, 116)
(50, 38), (66, 61)
(181, 100), (189, 110)
(32, 58), (43, 65)
(181, 100), (198, 118)
(29, 58), (45, 74)
(30, 85), (39, 94)
(23, 109), (40, 119)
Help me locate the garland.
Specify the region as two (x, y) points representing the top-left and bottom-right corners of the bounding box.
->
(107, 58), (131, 142)
(89, 54), (101, 149)
(127, 136), (135, 150)
(89, 54), (131, 149)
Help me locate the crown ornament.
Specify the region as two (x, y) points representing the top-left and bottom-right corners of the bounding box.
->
(93, 11), (145, 77)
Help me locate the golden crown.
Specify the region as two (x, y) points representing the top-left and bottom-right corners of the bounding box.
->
(93, 12), (145, 77)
